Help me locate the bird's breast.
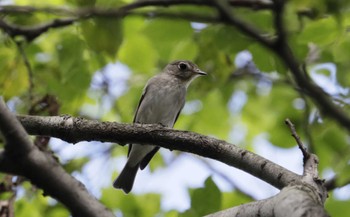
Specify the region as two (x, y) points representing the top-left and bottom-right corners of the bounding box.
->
(135, 82), (186, 126)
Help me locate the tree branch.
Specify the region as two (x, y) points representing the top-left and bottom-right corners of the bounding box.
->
(209, 0), (273, 48)
(285, 119), (309, 160)
(17, 114), (301, 190)
(206, 184), (329, 217)
(0, 0), (272, 40)
(269, 0), (350, 131)
(0, 0), (272, 15)
(207, 118), (329, 217)
(0, 18), (77, 41)
(0, 100), (114, 217)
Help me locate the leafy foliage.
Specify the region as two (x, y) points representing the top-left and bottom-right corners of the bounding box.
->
(1, 0), (350, 216)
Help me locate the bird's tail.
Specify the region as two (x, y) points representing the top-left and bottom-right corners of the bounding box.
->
(113, 163), (139, 194)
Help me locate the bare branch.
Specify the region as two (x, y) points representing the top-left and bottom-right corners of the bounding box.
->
(285, 119), (327, 203)
(285, 118), (309, 160)
(0, 100), (114, 217)
(207, 118), (329, 217)
(0, 99), (34, 154)
(207, 184), (329, 217)
(17, 114), (302, 190)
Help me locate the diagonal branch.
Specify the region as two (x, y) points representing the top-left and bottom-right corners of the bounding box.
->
(17, 114), (302, 190)
(0, 99), (115, 217)
(209, 0), (274, 48)
(269, 0), (350, 131)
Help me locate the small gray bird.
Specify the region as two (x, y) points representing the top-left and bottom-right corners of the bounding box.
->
(113, 60), (207, 193)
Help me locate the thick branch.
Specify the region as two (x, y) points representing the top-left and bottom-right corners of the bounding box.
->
(207, 185), (329, 217)
(0, 99), (33, 154)
(0, 151), (21, 175)
(0, 100), (114, 217)
(17, 114), (301, 190)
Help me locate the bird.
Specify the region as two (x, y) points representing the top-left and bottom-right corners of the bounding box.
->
(113, 60), (207, 193)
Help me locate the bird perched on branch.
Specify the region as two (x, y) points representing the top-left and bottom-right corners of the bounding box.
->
(113, 60), (207, 193)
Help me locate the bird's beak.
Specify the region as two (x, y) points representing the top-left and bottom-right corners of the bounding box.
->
(196, 69), (207, 76)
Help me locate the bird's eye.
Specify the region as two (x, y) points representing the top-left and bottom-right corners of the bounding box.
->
(178, 62), (187, 71)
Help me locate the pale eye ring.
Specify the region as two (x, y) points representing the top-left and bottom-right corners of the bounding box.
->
(178, 62), (188, 71)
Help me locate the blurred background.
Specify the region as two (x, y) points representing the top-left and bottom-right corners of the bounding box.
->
(1, 0), (350, 216)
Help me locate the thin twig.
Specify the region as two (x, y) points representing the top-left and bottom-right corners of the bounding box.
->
(15, 40), (34, 103)
(285, 118), (309, 160)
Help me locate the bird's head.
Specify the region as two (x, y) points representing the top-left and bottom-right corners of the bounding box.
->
(165, 60), (207, 83)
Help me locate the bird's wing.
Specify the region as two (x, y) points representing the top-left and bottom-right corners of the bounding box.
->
(139, 147), (160, 170)
(133, 85), (148, 124)
(173, 101), (185, 127)
(127, 85), (148, 157)
(139, 98), (185, 169)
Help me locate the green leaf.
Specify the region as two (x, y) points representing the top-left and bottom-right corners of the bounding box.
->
(15, 190), (49, 217)
(221, 191), (253, 209)
(333, 37), (350, 63)
(169, 39), (198, 61)
(248, 43), (286, 73)
(242, 85), (302, 147)
(235, 9), (273, 33)
(178, 89), (231, 139)
(100, 188), (161, 217)
(198, 25), (251, 55)
(143, 19), (193, 62)
(0, 40), (30, 99)
(298, 17), (339, 46)
(45, 32), (93, 113)
(81, 18), (123, 58)
(188, 177), (221, 216)
(325, 193), (350, 217)
(63, 157), (90, 173)
(118, 35), (158, 74)
(313, 122), (349, 171)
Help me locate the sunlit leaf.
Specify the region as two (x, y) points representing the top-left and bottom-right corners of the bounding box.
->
(101, 188), (161, 217)
(81, 18), (123, 58)
(143, 19), (193, 62)
(298, 17), (339, 46)
(187, 177), (221, 216)
(118, 35), (158, 74)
